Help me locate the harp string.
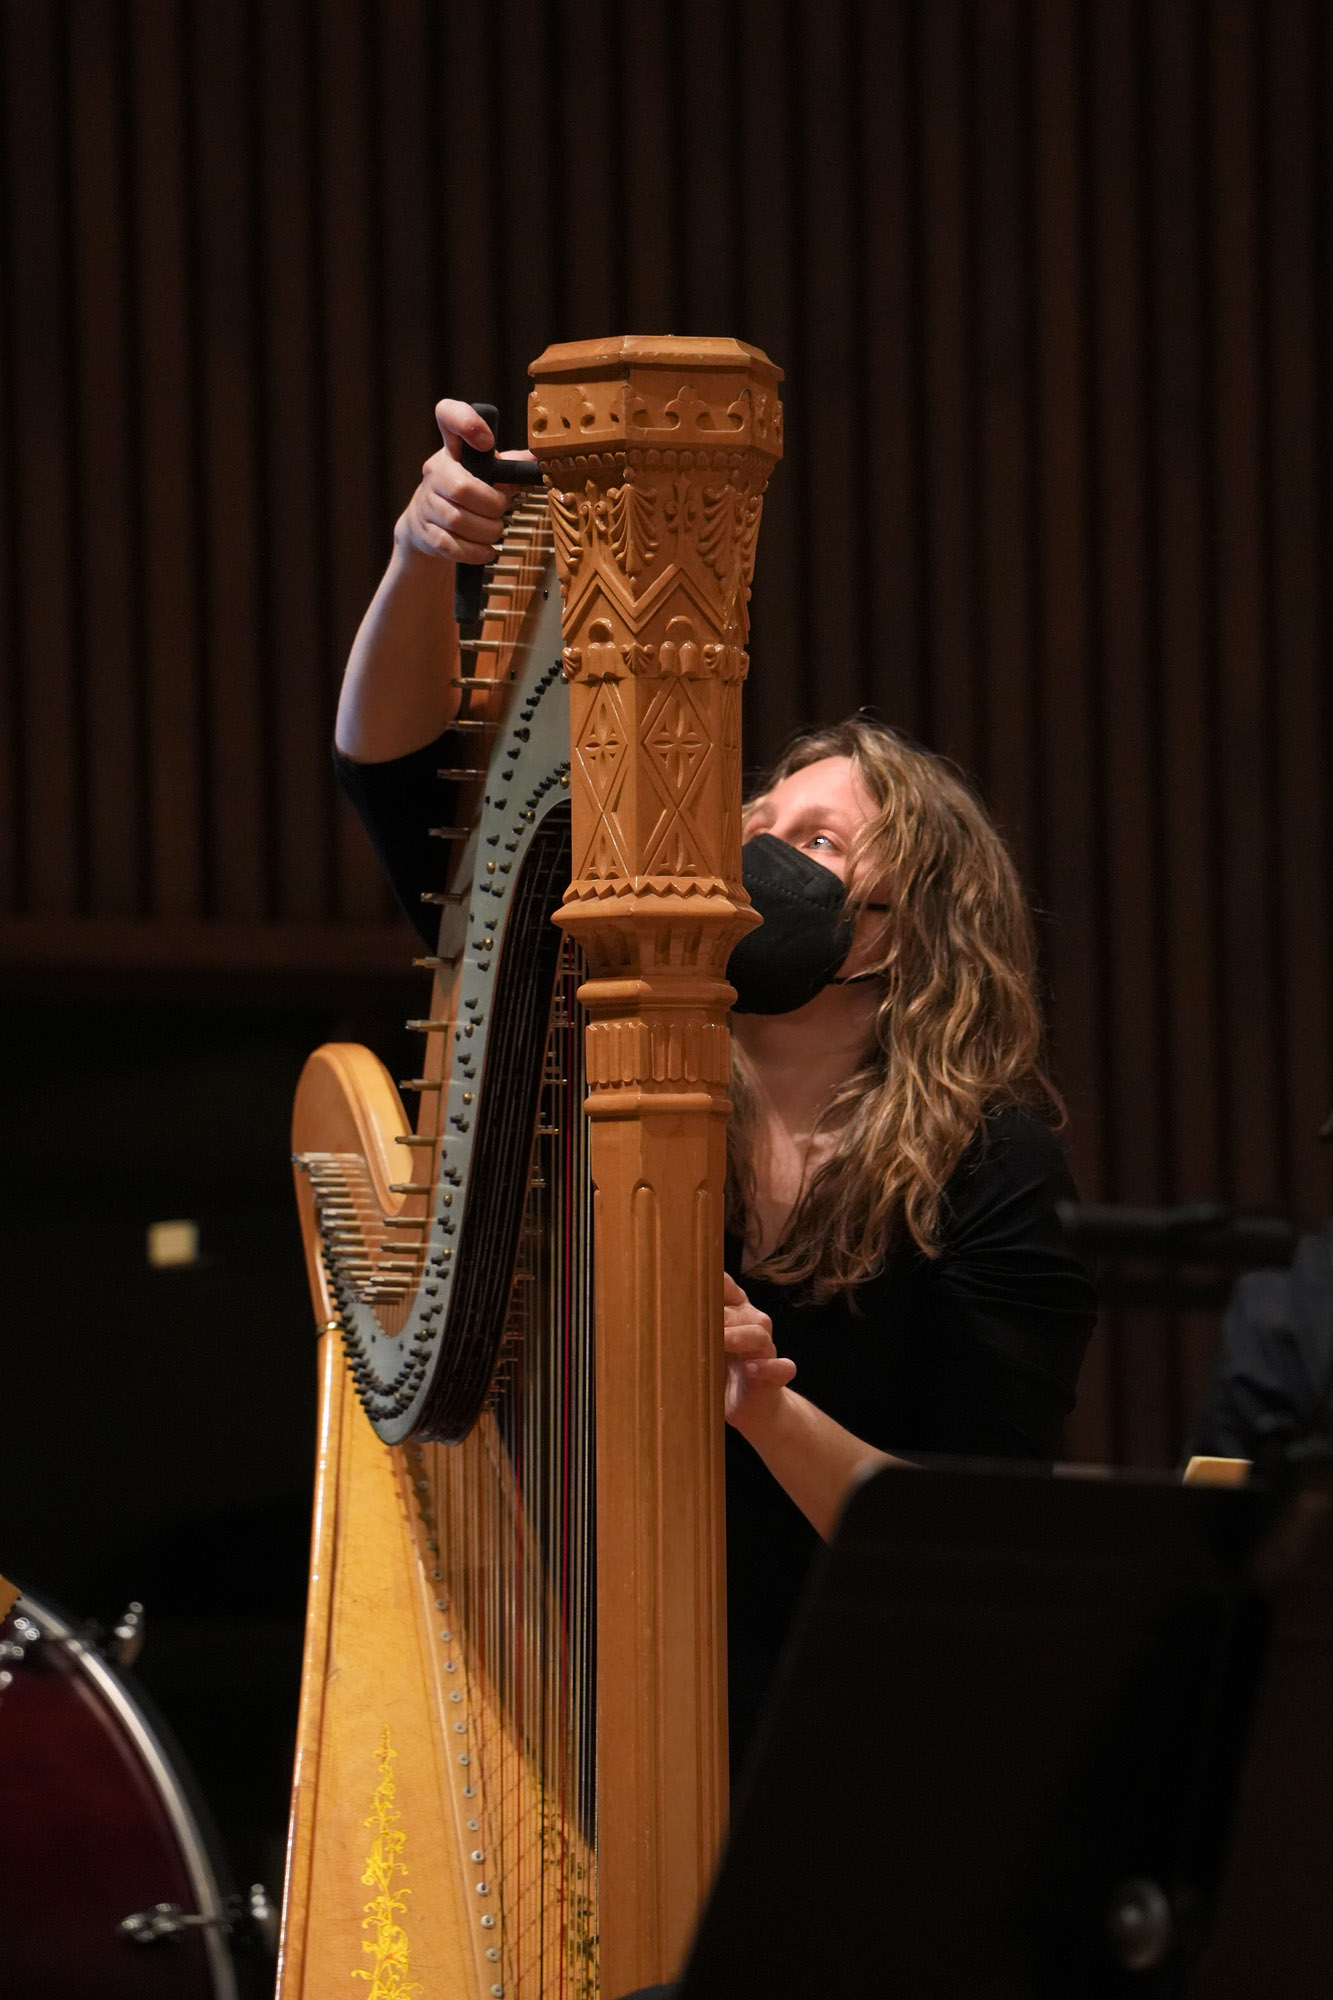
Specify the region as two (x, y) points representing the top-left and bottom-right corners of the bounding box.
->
(389, 506), (596, 1993)
(410, 940), (596, 1998)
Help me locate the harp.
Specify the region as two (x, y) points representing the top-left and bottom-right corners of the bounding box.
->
(277, 338), (783, 2000)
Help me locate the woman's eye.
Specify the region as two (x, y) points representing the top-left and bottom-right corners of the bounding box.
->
(807, 833), (835, 851)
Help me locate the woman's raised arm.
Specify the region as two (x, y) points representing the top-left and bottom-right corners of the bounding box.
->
(334, 398), (532, 763)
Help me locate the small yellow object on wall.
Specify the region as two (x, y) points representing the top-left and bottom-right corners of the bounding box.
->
(1182, 1456), (1251, 1487)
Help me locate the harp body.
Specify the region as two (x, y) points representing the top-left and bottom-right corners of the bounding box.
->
(278, 338), (782, 1999)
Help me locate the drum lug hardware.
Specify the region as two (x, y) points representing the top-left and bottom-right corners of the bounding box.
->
(120, 1884), (278, 1953)
(0, 1611), (36, 1670)
(120, 1902), (220, 1944)
(246, 1881), (280, 1955)
(111, 1600), (145, 1666)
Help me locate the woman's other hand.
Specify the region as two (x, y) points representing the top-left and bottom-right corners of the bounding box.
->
(396, 398), (536, 568)
(724, 1271), (796, 1431)
(722, 1273), (899, 1537)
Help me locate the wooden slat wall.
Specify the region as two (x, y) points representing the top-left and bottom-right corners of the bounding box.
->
(3, 0), (1331, 1459)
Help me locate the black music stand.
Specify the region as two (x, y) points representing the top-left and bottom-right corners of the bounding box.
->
(673, 1459), (1333, 1999)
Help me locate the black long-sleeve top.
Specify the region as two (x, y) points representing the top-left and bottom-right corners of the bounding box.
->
(723, 1106), (1095, 1766)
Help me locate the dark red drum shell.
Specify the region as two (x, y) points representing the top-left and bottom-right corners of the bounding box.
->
(0, 1595), (237, 1999)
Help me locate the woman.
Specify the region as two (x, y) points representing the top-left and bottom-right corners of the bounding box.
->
(716, 722), (1096, 1757)
(336, 399), (1097, 1766)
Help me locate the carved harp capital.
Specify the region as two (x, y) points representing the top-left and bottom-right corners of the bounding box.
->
(527, 337), (783, 1013)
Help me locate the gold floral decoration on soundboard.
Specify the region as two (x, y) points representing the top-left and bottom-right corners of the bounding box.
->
(352, 1728), (422, 1998)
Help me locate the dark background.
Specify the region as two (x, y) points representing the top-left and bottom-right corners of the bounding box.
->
(2, 0), (1331, 1909)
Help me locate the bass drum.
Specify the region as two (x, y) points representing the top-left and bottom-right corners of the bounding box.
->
(0, 1591), (245, 1998)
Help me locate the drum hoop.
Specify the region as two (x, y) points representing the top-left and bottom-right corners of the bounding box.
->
(18, 1592), (240, 2000)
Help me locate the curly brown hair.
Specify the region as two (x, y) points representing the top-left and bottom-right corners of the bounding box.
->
(728, 717), (1063, 1299)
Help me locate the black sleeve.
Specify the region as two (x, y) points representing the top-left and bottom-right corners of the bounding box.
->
(1185, 1231), (1333, 1462)
(921, 1106), (1098, 1459)
(1184, 1269), (1303, 1460)
(334, 731), (471, 947)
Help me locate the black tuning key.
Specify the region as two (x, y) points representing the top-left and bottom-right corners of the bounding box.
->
(453, 401), (544, 628)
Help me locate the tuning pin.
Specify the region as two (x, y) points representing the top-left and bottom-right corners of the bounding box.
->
(111, 1601), (145, 1667)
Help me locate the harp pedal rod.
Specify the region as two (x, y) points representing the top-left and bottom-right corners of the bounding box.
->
(393, 1133), (437, 1146)
(421, 891), (467, 906)
(388, 1183), (434, 1196)
(434, 770), (485, 782)
(406, 1018), (451, 1032)
(428, 826), (469, 841)
(399, 1078), (443, 1092)
(412, 954), (459, 969)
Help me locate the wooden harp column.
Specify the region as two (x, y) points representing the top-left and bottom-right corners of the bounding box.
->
(528, 336), (784, 1992)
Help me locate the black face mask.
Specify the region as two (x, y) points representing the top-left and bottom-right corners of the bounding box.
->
(727, 834), (859, 1015)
